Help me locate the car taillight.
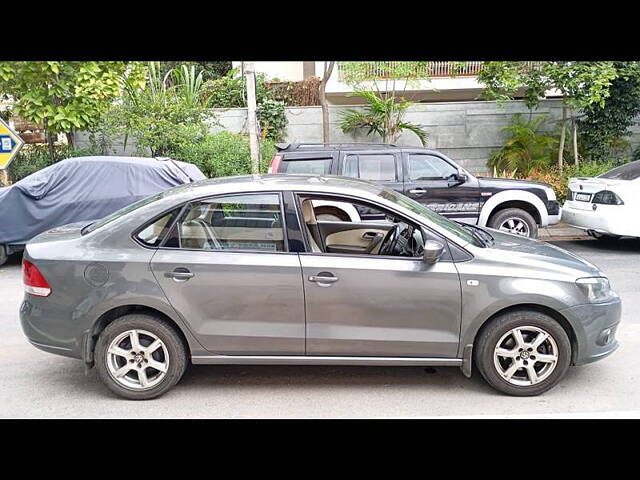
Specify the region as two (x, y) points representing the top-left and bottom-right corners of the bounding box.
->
(592, 190), (624, 205)
(268, 154), (283, 173)
(22, 259), (51, 297)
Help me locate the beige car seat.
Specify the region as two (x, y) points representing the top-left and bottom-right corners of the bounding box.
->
(180, 205), (222, 250)
(301, 199), (322, 253)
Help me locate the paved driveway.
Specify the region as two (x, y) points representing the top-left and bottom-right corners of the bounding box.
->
(1, 238), (639, 418)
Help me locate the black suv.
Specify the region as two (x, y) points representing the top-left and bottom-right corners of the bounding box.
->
(268, 143), (561, 239)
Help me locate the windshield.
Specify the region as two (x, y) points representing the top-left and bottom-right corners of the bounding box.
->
(599, 160), (640, 181)
(81, 191), (167, 235)
(378, 188), (481, 246)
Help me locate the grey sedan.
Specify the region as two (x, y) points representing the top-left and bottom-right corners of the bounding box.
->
(19, 175), (621, 399)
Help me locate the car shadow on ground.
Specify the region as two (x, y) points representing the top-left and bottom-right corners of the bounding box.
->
(54, 359), (597, 401)
(551, 237), (640, 253)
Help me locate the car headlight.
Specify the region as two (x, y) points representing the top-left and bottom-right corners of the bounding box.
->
(576, 277), (614, 303)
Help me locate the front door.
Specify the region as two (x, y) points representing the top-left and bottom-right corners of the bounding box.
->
(403, 152), (481, 225)
(150, 192), (305, 355)
(296, 193), (462, 358)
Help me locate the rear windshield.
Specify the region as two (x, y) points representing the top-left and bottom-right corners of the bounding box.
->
(281, 158), (332, 175)
(81, 191), (166, 235)
(599, 161), (640, 180)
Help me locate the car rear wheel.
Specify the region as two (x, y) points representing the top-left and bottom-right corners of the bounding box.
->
(474, 310), (571, 396)
(95, 313), (188, 400)
(488, 208), (538, 238)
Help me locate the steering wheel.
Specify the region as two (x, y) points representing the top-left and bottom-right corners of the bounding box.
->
(379, 224), (401, 256)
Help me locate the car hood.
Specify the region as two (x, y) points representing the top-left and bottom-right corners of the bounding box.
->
(479, 228), (602, 277)
(476, 177), (551, 190)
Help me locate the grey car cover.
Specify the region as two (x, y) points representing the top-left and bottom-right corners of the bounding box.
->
(0, 156), (205, 245)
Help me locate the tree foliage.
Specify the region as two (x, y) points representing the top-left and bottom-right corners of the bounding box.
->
(578, 62), (640, 163)
(478, 61), (619, 110)
(0, 61), (140, 135)
(90, 62), (211, 158)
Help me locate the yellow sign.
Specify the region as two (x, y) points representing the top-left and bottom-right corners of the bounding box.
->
(0, 117), (25, 170)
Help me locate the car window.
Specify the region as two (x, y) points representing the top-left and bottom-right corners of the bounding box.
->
(281, 158), (332, 175)
(167, 193), (286, 252)
(82, 191), (167, 235)
(408, 154), (457, 180)
(135, 210), (179, 247)
(343, 154), (396, 181)
(599, 160), (640, 180)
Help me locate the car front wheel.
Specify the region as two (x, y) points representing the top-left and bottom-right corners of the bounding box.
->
(474, 310), (571, 396)
(95, 313), (188, 400)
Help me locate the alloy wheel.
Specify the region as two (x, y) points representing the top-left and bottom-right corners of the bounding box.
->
(493, 326), (559, 386)
(498, 217), (531, 237)
(106, 329), (169, 390)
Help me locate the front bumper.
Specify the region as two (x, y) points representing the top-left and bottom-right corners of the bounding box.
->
(560, 295), (621, 366)
(545, 201), (562, 226)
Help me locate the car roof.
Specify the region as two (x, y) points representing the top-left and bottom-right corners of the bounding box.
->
(276, 143), (439, 154)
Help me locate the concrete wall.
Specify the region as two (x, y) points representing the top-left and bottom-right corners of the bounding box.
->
(78, 98), (640, 176)
(209, 99), (567, 175)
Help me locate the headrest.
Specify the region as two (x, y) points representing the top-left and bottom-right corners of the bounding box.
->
(301, 199), (317, 224)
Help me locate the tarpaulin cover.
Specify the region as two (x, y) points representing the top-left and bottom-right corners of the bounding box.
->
(0, 156), (205, 245)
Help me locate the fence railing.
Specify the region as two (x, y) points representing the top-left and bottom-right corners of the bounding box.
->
(337, 61), (542, 81)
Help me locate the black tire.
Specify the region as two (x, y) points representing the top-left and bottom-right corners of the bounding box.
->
(0, 245), (7, 267)
(488, 208), (538, 239)
(95, 313), (188, 400)
(474, 310), (571, 396)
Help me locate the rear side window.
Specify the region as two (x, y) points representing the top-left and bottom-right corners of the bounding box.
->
(280, 158), (332, 174)
(599, 160), (640, 180)
(343, 154), (396, 181)
(165, 193), (286, 252)
(135, 209), (180, 247)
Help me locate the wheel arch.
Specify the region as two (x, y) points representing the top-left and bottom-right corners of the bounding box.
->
(471, 303), (579, 365)
(478, 191), (547, 227)
(83, 304), (194, 366)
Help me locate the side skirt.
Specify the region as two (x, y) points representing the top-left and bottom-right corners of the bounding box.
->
(192, 355), (463, 367)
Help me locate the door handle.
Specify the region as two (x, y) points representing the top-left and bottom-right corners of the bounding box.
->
(362, 231), (378, 239)
(309, 272), (339, 286)
(409, 188), (427, 195)
(164, 268), (194, 282)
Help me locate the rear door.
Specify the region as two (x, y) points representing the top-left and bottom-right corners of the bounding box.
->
(338, 150), (403, 220)
(150, 192), (305, 355)
(402, 151), (480, 224)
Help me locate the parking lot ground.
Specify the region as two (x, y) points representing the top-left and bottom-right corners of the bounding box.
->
(1, 237), (639, 418)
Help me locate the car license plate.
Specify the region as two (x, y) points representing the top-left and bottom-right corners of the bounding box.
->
(575, 193), (591, 202)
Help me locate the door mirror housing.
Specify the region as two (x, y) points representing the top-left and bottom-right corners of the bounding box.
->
(447, 172), (467, 187)
(423, 240), (445, 264)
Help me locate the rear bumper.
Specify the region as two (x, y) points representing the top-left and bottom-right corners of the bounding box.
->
(20, 297), (86, 360)
(560, 295), (622, 366)
(562, 201), (634, 237)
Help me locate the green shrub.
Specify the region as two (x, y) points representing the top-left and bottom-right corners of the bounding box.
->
(174, 132), (275, 178)
(527, 161), (618, 202)
(7, 144), (102, 183)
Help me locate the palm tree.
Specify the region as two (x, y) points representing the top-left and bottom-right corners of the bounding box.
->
(339, 90), (428, 146)
(488, 114), (558, 177)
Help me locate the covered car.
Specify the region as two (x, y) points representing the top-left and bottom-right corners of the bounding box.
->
(0, 156), (205, 265)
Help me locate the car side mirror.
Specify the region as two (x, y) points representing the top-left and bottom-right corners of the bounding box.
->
(447, 172), (467, 187)
(423, 240), (445, 264)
